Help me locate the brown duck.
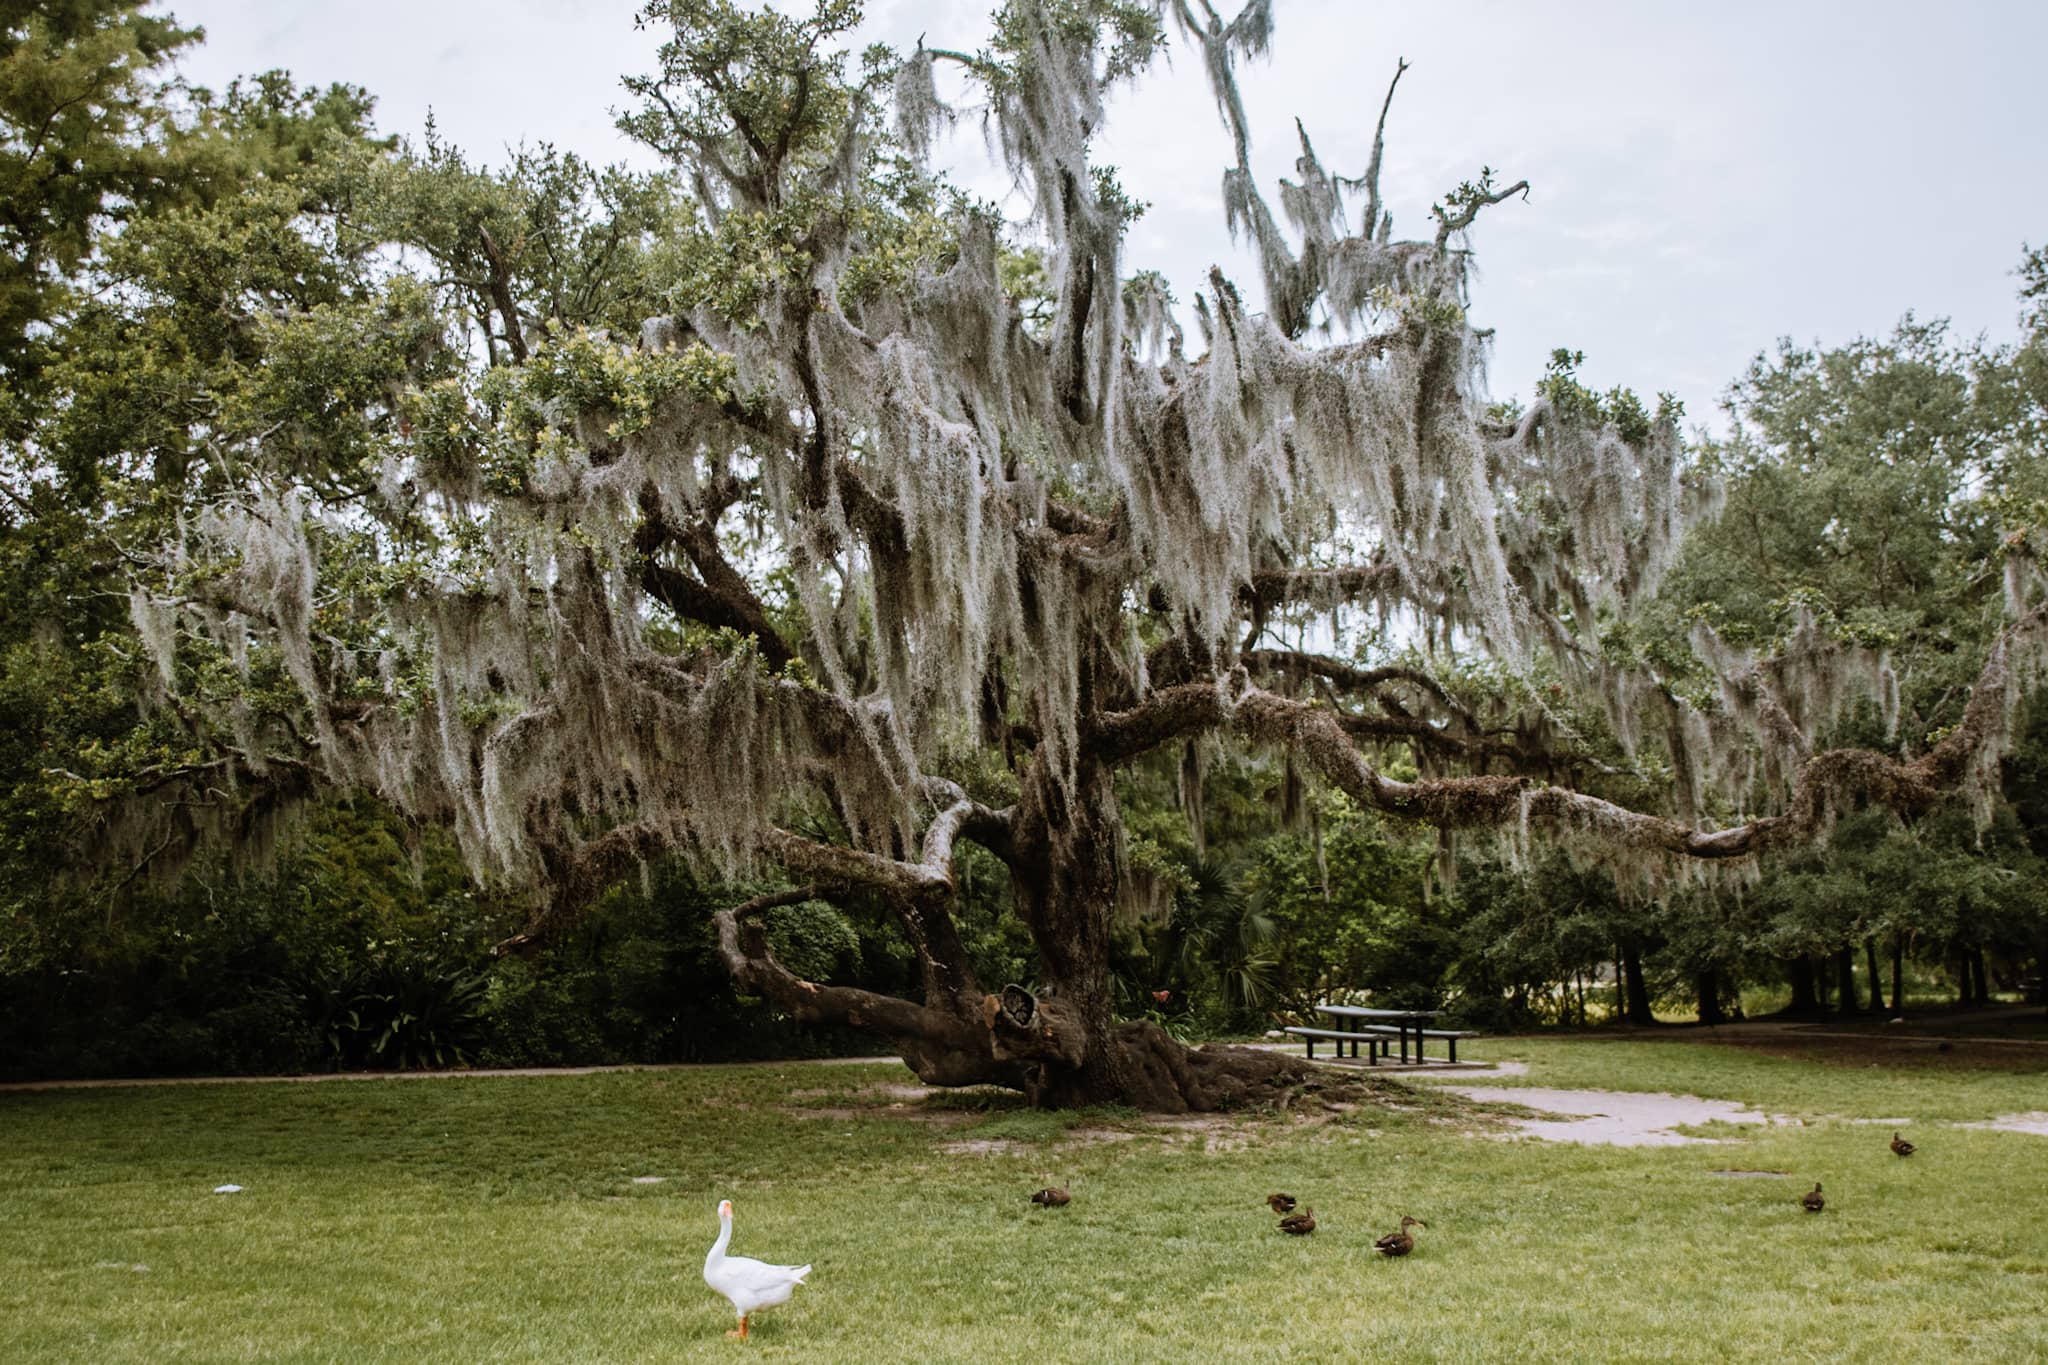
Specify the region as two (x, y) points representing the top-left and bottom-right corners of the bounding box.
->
(1278, 1207), (1317, 1236)
(1267, 1193), (1298, 1215)
(1801, 1182), (1825, 1213)
(1030, 1186), (1071, 1208)
(1373, 1216), (1426, 1256)
(1890, 1131), (1916, 1158)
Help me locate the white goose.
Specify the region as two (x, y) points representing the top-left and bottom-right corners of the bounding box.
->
(703, 1198), (811, 1341)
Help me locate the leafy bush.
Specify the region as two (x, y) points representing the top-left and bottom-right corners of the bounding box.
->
(762, 900), (862, 982)
(301, 949), (489, 1070)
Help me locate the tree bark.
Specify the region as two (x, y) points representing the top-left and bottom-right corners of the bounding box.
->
(1621, 940), (1654, 1026)
(1863, 938), (1884, 1014)
(1787, 957), (1819, 1015)
(1834, 947), (1857, 1017)
(712, 888), (1014, 1089)
(1970, 945), (1992, 1007)
(990, 754), (1325, 1110)
(1694, 968), (1725, 1026)
(709, 756), (1332, 1112)
(1000, 754), (1128, 1106)
(476, 224), (529, 364)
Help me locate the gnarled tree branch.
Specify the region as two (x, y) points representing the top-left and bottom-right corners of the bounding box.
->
(1433, 175), (1530, 250)
(713, 891), (1012, 1087)
(1084, 599), (2047, 862)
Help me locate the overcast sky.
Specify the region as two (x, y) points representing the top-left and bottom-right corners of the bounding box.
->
(167, 1), (2048, 432)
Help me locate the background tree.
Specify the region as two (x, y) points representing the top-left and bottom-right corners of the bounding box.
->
(0, 16), (709, 1075)
(1614, 284), (2048, 1019)
(0, 53), (391, 991)
(1, 0), (198, 400)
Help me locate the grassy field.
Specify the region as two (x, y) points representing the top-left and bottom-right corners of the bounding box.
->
(3, 1035), (2044, 1363)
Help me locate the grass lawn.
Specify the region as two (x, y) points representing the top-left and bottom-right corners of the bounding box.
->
(3, 1037), (2044, 1363)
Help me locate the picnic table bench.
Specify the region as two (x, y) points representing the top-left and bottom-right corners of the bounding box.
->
(1283, 1004), (1478, 1065)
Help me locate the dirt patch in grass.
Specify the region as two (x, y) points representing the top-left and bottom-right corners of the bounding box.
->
(1144, 1112), (1269, 1153)
(862, 1083), (935, 1101)
(786, 1082), (935, 1104)
(778, 1096), (980, 1128)
(939, 1137), (1025, 1156)
(1147, 1112), (1246, 1134)
(775, 1078), (1000, 1127)
(771, 1068), (1506, 1154)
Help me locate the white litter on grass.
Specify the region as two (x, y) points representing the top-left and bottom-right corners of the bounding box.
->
(212, 1184), (242, 1194)
(631, 1176), (666, 1184)
(94, 1261), (149, 1272)
(1959, 1112), (2048, 1136)
(1435, 1085), (1788, 1147)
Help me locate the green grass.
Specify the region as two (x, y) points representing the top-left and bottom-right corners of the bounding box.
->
(2, 1041), (2044, 1363)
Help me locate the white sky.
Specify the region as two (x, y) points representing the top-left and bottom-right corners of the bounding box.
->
(167, 0), (2048, 432)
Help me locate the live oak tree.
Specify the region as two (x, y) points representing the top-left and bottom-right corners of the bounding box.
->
(103, 0), (2048, 1109)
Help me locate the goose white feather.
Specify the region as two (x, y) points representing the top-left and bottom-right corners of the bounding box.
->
(704, 1199), (810, 1339)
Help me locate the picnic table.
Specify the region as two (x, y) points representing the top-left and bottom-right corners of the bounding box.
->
(1283, 1004), (1475, 1065)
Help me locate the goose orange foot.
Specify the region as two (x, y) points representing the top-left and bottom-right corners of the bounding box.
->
(726, 1315), (750, 1340)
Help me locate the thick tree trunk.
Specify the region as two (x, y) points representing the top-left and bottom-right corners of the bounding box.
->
(1000, 754), (1130, 1107)
(1694, 968), (1725, 1026)
(1787, 957), (1819, 1015)
(1969, 945), (1991, 1007)
(994, 755), (1322, 1110)
(1834, 947), (1857, 1017)
(1621, 941), (1654, 1026)
(712, 755), (1330, 1112)
(1863, 938), (1884, 1014)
